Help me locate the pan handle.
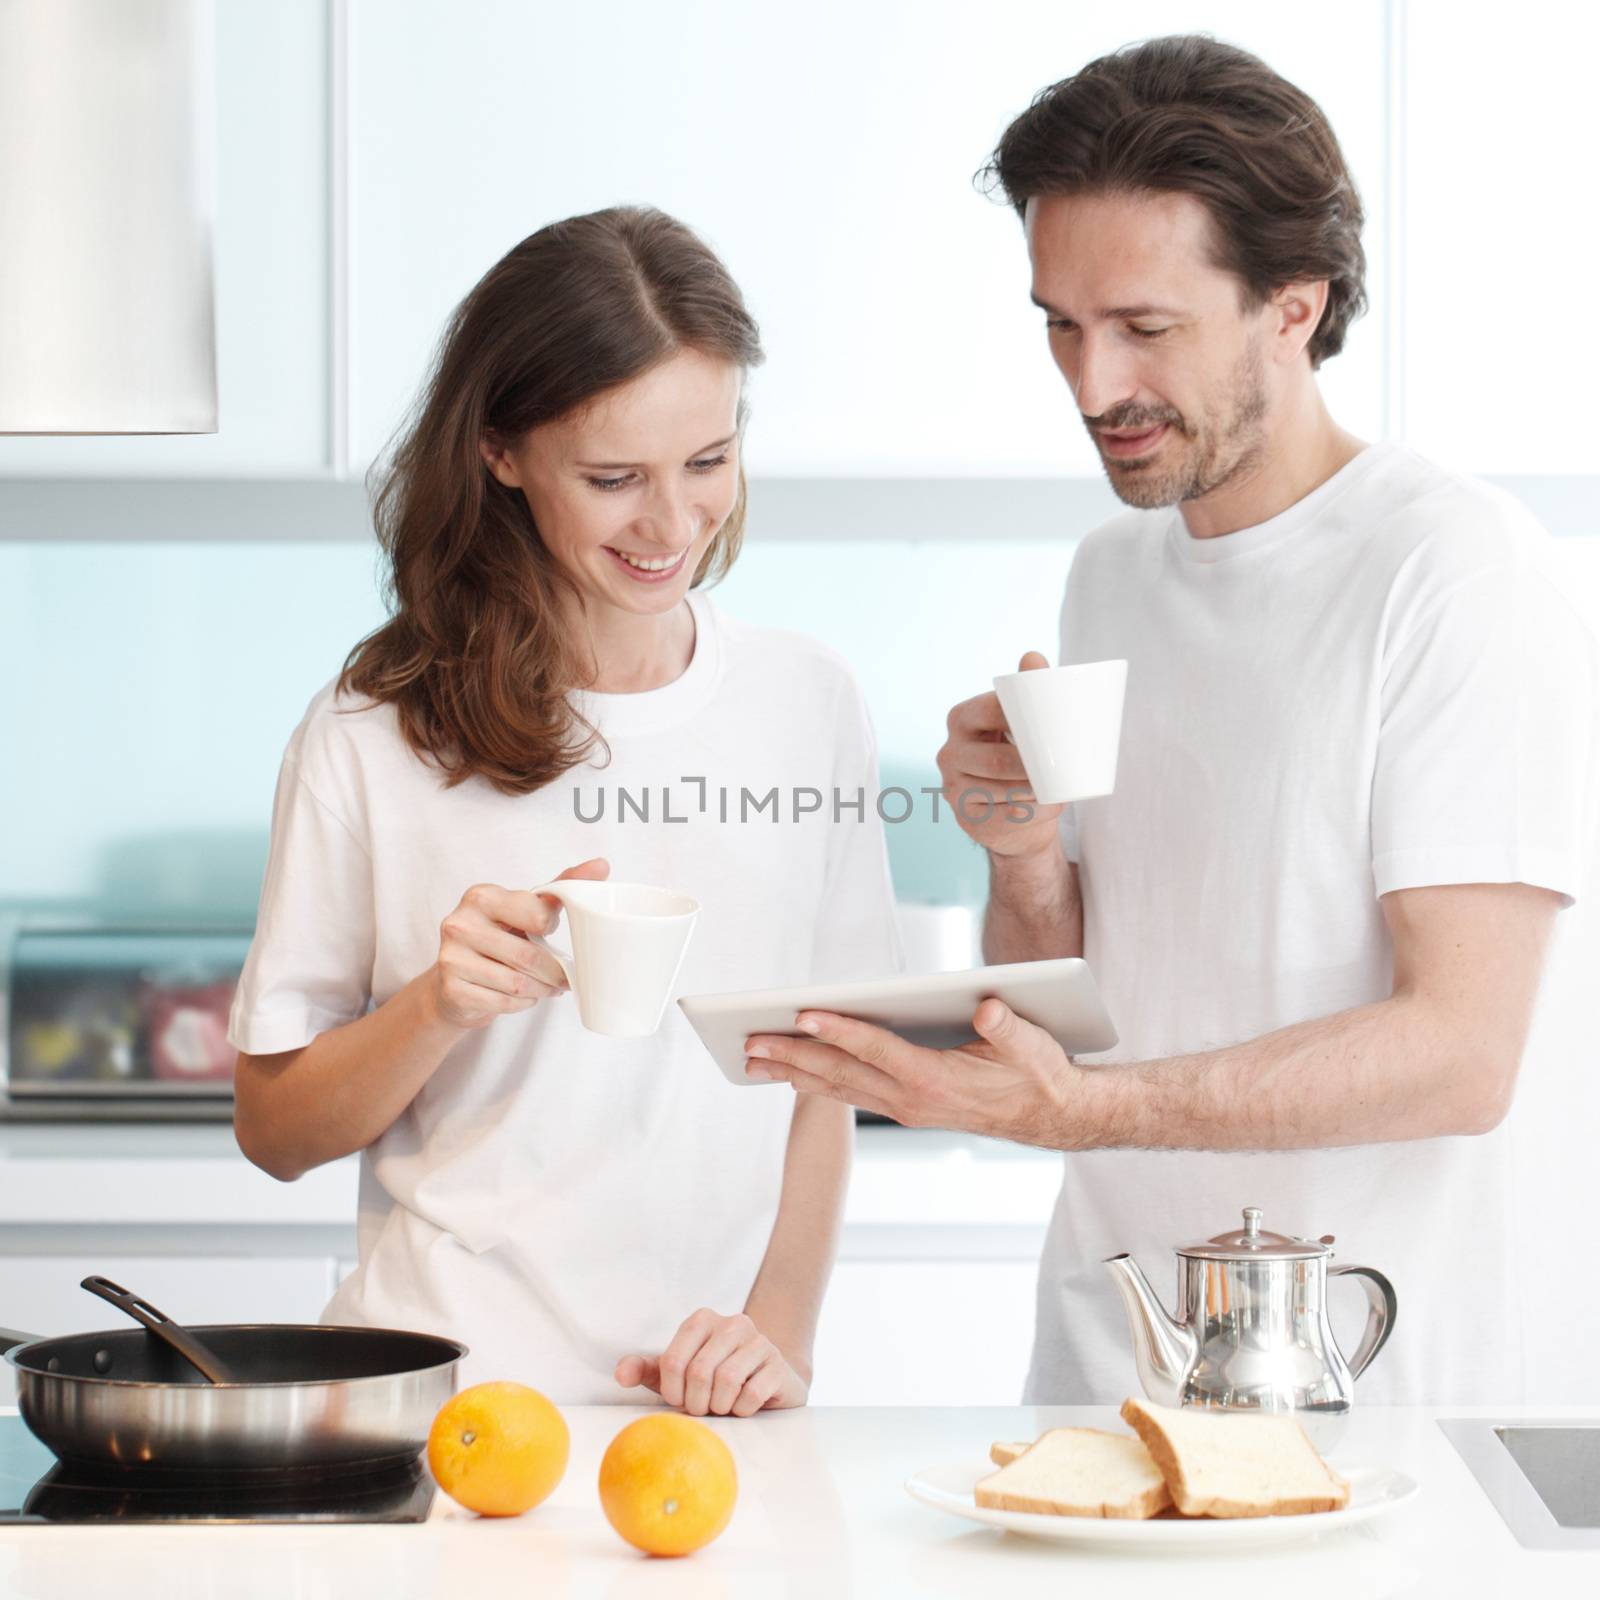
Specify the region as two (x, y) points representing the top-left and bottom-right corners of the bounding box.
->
(80, 1275), (239, 1385)
(0, 1328), (41, 1355)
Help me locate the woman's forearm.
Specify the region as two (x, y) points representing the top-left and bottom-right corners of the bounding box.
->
(234, 970), (468, 1182)
(742, 1092), (854, 1383)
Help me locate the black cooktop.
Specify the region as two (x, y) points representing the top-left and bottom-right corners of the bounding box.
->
(0, 1415), (437, 1524)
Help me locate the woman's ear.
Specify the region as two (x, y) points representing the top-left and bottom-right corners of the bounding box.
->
(479, 434), (522, 489)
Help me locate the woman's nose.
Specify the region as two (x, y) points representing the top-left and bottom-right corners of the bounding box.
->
(643, 480), (701, 548)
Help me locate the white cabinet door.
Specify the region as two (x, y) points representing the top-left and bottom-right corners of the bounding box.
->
(809, 1259), (1038, 1405)
(0, 0), (330, 477)
(1401, 3), (1598, 473)
(347, 1), (1387, 480)
(0, 1254), (337, 1404)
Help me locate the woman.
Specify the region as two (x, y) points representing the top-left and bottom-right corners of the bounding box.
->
(228, 207), (902, 1416)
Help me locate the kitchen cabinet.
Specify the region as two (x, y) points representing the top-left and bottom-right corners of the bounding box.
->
(327, 1253), (1044, 1407)
(345, 0), (1388, 480)
(1401, 3), (1599, 474)
(28, 0), (1567, 538)
(0, 1125), (1058, 1408)
(5, 1), (1594, 537)
(0, 0), (330, 477)
(810, 1260), (1038, 1405)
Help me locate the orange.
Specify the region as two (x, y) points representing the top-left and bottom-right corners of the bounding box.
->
(598, 1413), (738, 1557)
(427, 1381), (570, 1517)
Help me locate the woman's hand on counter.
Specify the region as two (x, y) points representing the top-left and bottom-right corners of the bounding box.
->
(425, 859), (610, 1031)
(613, 1308), (809, 1417)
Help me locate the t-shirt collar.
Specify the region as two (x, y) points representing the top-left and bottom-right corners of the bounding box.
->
(1167, 440), (1398, 565)
(568, 588), (723, 737)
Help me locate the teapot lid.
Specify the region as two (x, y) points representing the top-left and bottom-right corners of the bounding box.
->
(1177, 1206), (1331, 1262)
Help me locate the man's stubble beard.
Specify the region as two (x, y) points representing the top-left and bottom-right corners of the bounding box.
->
(1099, 343), (1269, 511)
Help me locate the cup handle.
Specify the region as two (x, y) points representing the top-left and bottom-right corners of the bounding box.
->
(528, 882), (576, 989)
(1328, 1263), (1397, 1380)
(531, 937), (574, 988)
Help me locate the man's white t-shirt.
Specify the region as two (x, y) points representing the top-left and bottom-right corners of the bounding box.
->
(228, 591), (903, 1402)
(1025, 441), (1600, 1407)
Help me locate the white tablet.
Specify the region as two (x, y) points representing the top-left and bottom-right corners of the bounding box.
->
(677, 958), (1118, 1087)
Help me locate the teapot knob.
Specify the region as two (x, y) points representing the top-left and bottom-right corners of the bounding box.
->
(1242, 1206), (1262, 1237)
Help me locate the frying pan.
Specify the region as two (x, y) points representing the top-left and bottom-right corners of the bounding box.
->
(1, 1276), (466, 1474)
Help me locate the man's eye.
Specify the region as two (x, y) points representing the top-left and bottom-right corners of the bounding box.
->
(587, 475), (631, 492)
(1131, 326), (1171, 340)
(689, 452), (729, 473)
(1046, 318), (1078, 334)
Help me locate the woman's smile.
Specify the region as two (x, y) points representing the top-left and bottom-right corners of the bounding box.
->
(603, 545), (691, 582)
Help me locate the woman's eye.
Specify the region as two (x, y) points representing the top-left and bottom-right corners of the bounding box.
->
(586, 454), (728, 490)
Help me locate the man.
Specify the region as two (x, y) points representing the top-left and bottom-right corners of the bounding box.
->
(744, 35), (1599, 1405)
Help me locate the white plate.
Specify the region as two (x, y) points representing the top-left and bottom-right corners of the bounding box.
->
(678, 957), (1117, 1086)
(904, 1460), (1419, 1549)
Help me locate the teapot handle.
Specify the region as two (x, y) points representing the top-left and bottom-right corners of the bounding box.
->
(1329, 1263), (1397, 1379)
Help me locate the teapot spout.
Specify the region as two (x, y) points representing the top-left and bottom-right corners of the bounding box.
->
(1103, 1253), (1196, 1409)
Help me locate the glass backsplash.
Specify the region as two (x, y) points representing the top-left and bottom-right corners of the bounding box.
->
(8, 527), (1599, 924)
(0, 536), (1076, 919)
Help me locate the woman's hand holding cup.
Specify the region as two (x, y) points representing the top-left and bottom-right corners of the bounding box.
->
(427, 858), (611, 1031)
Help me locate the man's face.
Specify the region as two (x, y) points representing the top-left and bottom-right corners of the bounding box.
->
(1025, 189), (1274, 509)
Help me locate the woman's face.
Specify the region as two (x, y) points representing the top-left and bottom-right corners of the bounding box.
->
(481, 349), (743, 621)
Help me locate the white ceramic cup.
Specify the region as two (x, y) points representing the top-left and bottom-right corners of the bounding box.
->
(527, 879), (699, 1039)
(991, 659), (1128, 805)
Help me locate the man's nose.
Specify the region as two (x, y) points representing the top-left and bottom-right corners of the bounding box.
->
(1071, 331), (1140, 421)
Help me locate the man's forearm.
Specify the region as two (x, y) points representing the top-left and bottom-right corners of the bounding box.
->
(1071, 992), (1513, 1153)
(742, 1094), (853, 1382)
(982, 842), (1083, 964)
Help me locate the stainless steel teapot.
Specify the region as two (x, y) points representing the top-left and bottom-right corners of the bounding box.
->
(1103, 1207), (1396, 1450)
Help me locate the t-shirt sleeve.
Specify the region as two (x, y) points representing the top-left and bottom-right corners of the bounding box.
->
(1371, 559), (1598, 906)
(227, 744), (377, 1054)
(809, 674), (906, 985)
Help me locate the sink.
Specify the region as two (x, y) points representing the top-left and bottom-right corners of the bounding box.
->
(1439, 1419), (1600, 1550)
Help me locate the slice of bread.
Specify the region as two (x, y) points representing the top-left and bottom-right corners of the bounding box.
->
(988, 1441), (1029, 1467)
(1120, 1397), (1350, 1518)
(974, 1426), (1172, 1519)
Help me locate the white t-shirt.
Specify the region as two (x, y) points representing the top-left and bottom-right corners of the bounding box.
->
(228, 591), (903, 1401)
(1025, 441), (1600, 1407)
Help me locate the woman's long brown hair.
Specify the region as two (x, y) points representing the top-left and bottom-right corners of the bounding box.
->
(338, 206), (764, 795)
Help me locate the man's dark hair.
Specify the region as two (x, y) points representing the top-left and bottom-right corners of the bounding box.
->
(981, 35), (1366, 368)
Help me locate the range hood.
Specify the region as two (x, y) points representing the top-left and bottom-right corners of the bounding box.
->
(0, 0), (218, 436)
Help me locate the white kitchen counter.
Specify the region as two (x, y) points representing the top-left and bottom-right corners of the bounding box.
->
(0, 1403), (1594, 1598)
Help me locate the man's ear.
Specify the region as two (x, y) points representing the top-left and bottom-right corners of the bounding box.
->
(1270, 280), (1329, 365)
(479, 434), (521, 489)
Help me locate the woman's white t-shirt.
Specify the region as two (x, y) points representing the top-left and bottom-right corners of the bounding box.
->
(228, 591), (903, 1401)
